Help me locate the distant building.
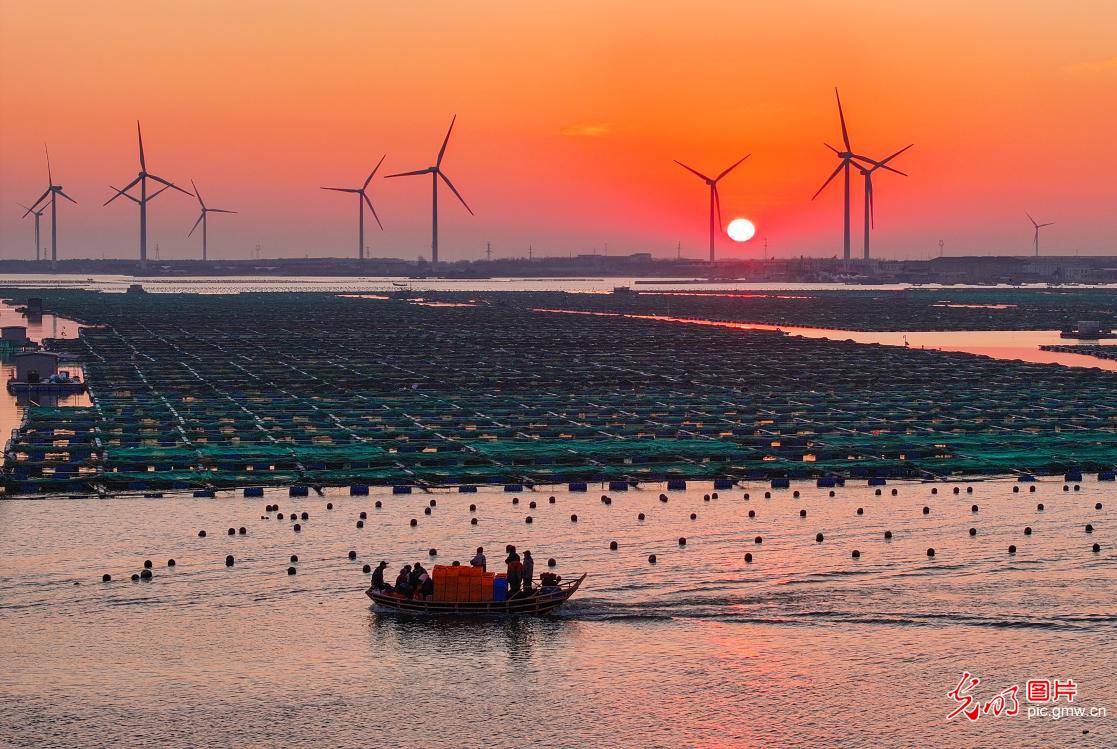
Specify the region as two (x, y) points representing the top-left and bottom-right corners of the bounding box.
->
(12, 351), (59, 383)
(1, 325), (28, 342)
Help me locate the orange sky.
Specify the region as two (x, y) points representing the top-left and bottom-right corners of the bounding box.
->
(1, 0), (1115, 262)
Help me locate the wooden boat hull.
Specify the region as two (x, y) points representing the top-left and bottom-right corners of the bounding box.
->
(367, 573), (585, 617)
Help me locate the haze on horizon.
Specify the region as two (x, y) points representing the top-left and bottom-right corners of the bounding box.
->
(1, 0), (1115, 263)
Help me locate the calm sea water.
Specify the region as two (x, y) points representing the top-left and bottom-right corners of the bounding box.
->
(2, 479), (1113, 747)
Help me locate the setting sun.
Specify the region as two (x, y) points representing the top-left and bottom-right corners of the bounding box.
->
(727, 218), (756, 242)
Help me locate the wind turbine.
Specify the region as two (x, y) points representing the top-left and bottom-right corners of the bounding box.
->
(1027, 213), (1054, 257)
(812, 88), (879, 261)
(674, 154), (750, 263)
(188, 180), (237, 261)
(320, 155), (385, 261)
(856, 144), (913, 260)
(104, 121), (192, 268)
(17, 202), (45, 262)
(386, 116), (473, 268)
(23, 145), (77, 272)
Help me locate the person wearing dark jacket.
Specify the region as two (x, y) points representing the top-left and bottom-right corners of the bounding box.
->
(371, 561), (389, 591)
(522, 550), (535, 593)
(506, 548), (523, 596)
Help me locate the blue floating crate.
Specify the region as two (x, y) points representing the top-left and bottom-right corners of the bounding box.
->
(608, 481), (628, 491)
(1098, 471), (1115, 481)
(770, 478), (791, 489)
(816, 477), (837, 488)
(568, 482), (588, 492)
(350, 484), (370, 495)
(868, 477), (887, 486)
(1065, 471), (1083, 482)
(1017, 474), (1036, 482)
(458, 485), (478, 493)
(289, 485), (309, 497)
(193, 489), (215, 498)
(243, 487), (264, 497)
(392, 485), (412, 495)
(713, 479), (735, 490)
(667, 479), (687, 491)
(504, 484), (524, 492)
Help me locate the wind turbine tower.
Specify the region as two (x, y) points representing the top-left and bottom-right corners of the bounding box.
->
(386, 116), (473, 269)
(17, 203), (45, 262)
(855, 144), (912, 260)
(1027, 213), (1054, 257)
(188, 181), (237, 261)
(674, 154), (750, 263)
(813, 89), (876, 261)
(23, 146), (77, 271)
(320, 155), (385, 260)
(105, 122), (192, 269)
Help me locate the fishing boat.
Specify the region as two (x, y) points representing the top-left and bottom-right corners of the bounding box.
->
(367, 573), (586, 616)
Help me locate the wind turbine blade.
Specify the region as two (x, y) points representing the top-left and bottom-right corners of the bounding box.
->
(137, 121), (146, 171)
(674, 160), (711, 182)
(149, 185), (171, 200)
(191, 179), (206, 209)
(104, 178), (141, 206)
(715, 154), (750, 182)
(835, 88), (851, 151)
(321, 186), (360, 193)
(436, 115), (457, 167)
(1026, 212), (1037, 227)
(364, 154), (387, 189)
(17, 202), (32, 213)
(879, 143), (914, 166)
(824, 143), (842, 155)
(58, 190), (77, 205)
(44, 144), (53, 186)
(438, 171), (473, 215)
(868, 175), (875, 229)
(713, 185), (723, 229)
(385, 168), (432, 178)
(363, 193), (384, 230)
(188, 212), (204, 237)
(1040, 222), (1055, 228)
(874, 163), (908, 177)
(24, 190), (51, 215)
(207, 208), (237, 214)
(148, 174), (192, 196)
(812, 162), (845, 200)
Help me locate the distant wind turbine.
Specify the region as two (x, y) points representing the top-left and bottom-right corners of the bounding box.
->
(17, 202), (46, 262)
(812, 88), (880, 261)
(188, 180), (237, 262)
(386, 116), (473, 268)
(1027, 213), (1054, 257)
(104, 121), (192, 268)
(321, 155), (385, 261)
(23, 145), (77, 271)
(674, 154), (750, 263)
(856, 144), (913, 260)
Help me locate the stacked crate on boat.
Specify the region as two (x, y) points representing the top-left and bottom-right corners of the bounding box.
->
(432, 565), (459, 602)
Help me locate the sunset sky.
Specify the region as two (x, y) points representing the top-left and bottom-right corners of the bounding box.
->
(1, 1), (1115, 262)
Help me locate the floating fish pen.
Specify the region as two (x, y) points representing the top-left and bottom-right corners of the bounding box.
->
(1, 289), (1115, 496)
(1040, 344), (1117, 362)
(437, 287), (1117, 333)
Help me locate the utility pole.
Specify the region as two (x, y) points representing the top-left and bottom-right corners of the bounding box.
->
(763, 237), (768, 261)
(939, 239), (944, 258)
(528, 244), (533, 261)
(676, 240), (681, 260)
(485, 241), (491, 261)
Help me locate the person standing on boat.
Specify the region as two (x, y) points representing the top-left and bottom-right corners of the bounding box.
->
(371, 561), (390, 592)
(522, 550), (535, 594)
(506, 546), (523, 597)
(470, 547), (487, 572)
(395, 566), (413, 597)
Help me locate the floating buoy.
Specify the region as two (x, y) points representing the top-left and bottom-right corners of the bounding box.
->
(348, 550), (357, 560)
(764, 492), (771, 499)
(287, 566), (297, 575)
(610, 541), (618, 550)
(548, 496), (556, 504)
(922, 506), (930, 515)
(638, 512), (645, 520)
(410, 518), (418, 527)
(1074, 484), (1081, 491)
(1009, 544), (1017, 554)
(816, 533), (824, 543)
(429, 499), (437, 508)
(712, 492), (719, 499)
(167, 559), (176, 567)
(745, 552), (753, 563)
(891, 488), (898, 496)
(102, 573), (112, 582)
(354, 520), (362, 529)
(290, 554), (298, 562)
(966, 487), (973, 494)
(659, 494), (668, 503)
(874, 489), (882, 496)
(648, 554), (657, 564)
(1096, 503), (1103, 510)
(300, 512), (308, 520)
(743, 493), (750, 500)
(429, 548), (437, 556)
(931, 488), (938, 495)
(703, 494), (710, 501)
(952, 487), (959, 495)
(227, 528), (235, 536)
(748, 510), (756, 518)
(375, 500), (382, 508)
(529, 501), (537, 509)
(793, 490), (800, 498)
(295, 523), (303, 531)
(140, 569), (152, 579)
(969, 528), (977, 536)
(1063, 485), (1070, 492)
(1029, 486), (1036, 493)
(799, 509), (806, 517)
(828, 490), (835, 497)
(678, 537), (686, 546)
(326, 502), (333, 510)
(852, 549), (861, 559)
(362, 564), (371, 573)
(423, 507), (432, 515)
(548, 557), (557, 567)
(143, 559), (152, 569)
(856, 507), (864, 515)
(470, 518), (478, 525)
(1085, 524), (1094, 533)
(277, 513), (285, 519)
(512, 497), (520, 505)
(525, 516), (533, 524)
(290, 515), (298, 523)
(469, 504), (477, 512)
(884, 530), (893, 539)
(225, 555), (234, 567)
(1093, 543), (1101, 552)
(754, 536), (762, 544)
(1037, 503), (1044, 511)
(689, 513), (697, 520)
(198, 530), (207, 537)
(570, 514), (578, 522)
(131, 574), (139, 581)
(1024, 526), (1032, 535)
(603, 497), (612, 506)
(972, 504), (979, 513)
(926, 547), (935, 557)
(1012, 486), (1019, 493)
(239, 527), (247, 535)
